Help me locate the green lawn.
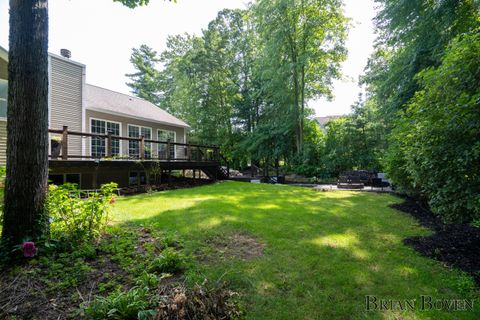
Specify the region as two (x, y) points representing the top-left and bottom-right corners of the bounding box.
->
(113, 181), (478, 319)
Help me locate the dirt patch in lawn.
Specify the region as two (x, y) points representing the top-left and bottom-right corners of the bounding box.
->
(200, 233), (265, 263)
(390, 197), (480, 286)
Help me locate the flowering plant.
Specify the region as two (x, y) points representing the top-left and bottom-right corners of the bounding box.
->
(48, 182), (118, 245)
(22, 242), (37, 258)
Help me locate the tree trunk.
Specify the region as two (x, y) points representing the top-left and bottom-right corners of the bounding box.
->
(293, 67), (301, 156)
(299, 65), (305, 156)
(1, 0), (49, 247)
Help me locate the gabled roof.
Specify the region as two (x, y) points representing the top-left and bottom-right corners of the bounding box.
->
(315, 115), (344, 127)
(85, 84), (189, 128)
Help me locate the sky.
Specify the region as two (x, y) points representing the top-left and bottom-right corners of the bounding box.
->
(0, 0), (376, 118)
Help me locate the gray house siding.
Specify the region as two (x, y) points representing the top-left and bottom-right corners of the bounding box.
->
(49, 55), (84, 157)
(85, 109), (186, 159)
(0, 53), (84, 165)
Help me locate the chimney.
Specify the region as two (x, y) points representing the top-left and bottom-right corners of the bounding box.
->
(60, 48), (71, 59)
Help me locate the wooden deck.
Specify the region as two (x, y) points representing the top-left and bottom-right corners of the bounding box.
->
(48, 127), (229, 188)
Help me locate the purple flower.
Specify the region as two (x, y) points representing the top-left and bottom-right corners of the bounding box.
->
(22, 242), (37, 258)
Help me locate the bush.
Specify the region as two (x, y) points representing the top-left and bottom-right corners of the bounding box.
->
(148, 247), (186, 274)
(384, 31), (480, 223)
(48, 182), (118, 245)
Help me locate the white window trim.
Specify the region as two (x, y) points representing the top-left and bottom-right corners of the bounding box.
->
(127, 124), (153, 158)
(157, 129), (176, 159)
(90, 117), (123, 157)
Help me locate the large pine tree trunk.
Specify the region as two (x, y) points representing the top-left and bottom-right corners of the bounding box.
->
(1, 0), (49, 247)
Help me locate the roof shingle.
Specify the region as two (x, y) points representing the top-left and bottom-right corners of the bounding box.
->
(85, 84), (189, 128)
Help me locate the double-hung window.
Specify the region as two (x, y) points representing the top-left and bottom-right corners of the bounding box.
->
(0, 79), (7, 119)
(157, 129), (176, 160)
(91, 119), (120, 158)
(128, 125), (152, 159)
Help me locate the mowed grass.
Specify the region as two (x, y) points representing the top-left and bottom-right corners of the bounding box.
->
(112, 181), (479, 320)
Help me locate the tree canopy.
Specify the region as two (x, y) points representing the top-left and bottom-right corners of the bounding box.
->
(126, 2), (348, 168)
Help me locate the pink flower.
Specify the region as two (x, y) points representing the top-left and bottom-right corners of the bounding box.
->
(22, 242), (37, 258)
(109, 196), (116, 205)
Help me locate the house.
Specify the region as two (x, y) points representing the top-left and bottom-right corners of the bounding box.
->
(314, 115), (343, 130)
(0, 47), (226, 188)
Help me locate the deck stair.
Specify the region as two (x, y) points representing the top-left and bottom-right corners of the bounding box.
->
(202, 165), (229, 180)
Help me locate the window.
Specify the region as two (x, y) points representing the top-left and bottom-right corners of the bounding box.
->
(129, 171), (139, 186)
(107, 122), (121, 155)
(0, 79), (7, 118)
(157, 129), (176, 160)
(129, 171), (147, 186)
(141, 127), (152, 159)
(128, 125), (152, 159)
(91, 119), (120, 158)
(49, 174), (64, 185)
(48, 173), (81, 186)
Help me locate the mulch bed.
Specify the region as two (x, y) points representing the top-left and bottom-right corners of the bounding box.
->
(120, 177), (214, 196)
(389, 197), (480, 286)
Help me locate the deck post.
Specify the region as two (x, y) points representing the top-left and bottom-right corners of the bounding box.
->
(140, 136), (145, 160)
(187, 144), (191, 161)
(106, 131), (113, 158)
(167, 139), (171, 161)
(62, 126), (68, 160)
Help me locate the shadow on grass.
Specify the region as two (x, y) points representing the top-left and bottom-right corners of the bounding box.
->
(113, 182), (479, 320)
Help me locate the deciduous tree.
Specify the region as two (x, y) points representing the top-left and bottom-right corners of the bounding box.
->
(1, 0), (164, 251)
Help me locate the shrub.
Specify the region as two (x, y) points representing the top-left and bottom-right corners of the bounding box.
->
(48, 182), (118, 245)
(384, 31), (480, 223)
(148, 247), (186, 274)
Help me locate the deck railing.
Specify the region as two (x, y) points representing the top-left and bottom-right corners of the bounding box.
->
(48, 126), (221, 162)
